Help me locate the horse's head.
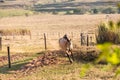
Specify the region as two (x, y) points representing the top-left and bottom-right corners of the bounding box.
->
(63, 34), (71, 42)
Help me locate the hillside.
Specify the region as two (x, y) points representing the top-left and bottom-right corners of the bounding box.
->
(0, 0), (120, 14)
(34, 1), (119, 10)
(0, 0), (120, 9)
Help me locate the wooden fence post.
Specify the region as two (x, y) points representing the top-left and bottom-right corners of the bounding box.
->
(80, 33), (83, 46)
(7, 46), (11, 68)
(87, 35), (89, 46)
(71, 32), (73, 38)
(90, 36), (92, 46)
(44, 33), (47, 50)
(0, 36), (2, 50)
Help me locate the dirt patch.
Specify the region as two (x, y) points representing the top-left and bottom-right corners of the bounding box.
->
(17, 51), (66, 76)
(16, 50), (99, 76)
(11, 50), (119, 80)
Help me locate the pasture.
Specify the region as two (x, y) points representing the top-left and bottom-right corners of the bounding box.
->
(0, 14), (120, 80)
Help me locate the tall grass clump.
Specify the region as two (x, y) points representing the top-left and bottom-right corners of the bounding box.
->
(0, 28), (31, 36)
(97, 20), (120, 44)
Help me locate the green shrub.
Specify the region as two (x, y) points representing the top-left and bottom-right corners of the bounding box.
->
(97, 20), (120, 44)
(102, 7), (117, 14)
(97, 23), (108, 43)
(117, 3), (120, 13)
(73, 8), (87, 14)
(97, 43), (120, 78)
(97, 43), (120, 65)
(68, 0), (75, 1)
(73, 9), (81, 14)
(92, 8), (99, 14)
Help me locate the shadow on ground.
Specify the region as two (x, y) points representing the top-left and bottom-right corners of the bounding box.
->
(0, 50), (99, 75)
(0, 58), (32, 74)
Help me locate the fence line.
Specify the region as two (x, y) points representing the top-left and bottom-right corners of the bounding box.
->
(1, 32), (96, 50)
(80, 32), (96, 46)
(1, 32), (96, 41)
(44, 33), (47, 50)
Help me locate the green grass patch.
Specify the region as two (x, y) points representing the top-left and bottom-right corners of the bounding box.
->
(18, 62), (83, 80)
(0, 57), (32, 74)
(0, 9), (34, 18)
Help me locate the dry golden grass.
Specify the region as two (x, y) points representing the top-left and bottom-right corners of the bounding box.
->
(0, 14), (120, 32)
(0, 14), (120, 53)
(0, 14), (120, 80)
(0, 28), (31, 36)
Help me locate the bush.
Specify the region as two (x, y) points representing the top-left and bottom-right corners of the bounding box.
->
(97, 23), (108, 43)
(73, 9), (81, 14)
(68, 0), (75, 1)
(73, 8), (86, 14)
(97, 20), (120, 44)
(97, 43), (120, 65)
(92, 8), (99, 14)
(117, 3), (120, 13)
(102, 7), (117, 14)
(97, 43), (120, 78)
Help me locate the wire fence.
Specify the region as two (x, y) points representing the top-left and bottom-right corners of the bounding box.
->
(0, 32), (97, 51)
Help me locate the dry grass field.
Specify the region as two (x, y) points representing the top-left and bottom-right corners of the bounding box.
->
(0, 14), (120, 51)
(0, 14), (120, 31)
(0, 14), (120, 80)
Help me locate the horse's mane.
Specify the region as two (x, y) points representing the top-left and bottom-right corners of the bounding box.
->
(63, 34), (70, 42)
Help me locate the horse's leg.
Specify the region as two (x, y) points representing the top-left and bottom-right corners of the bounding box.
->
(66, 51), (73, 63)
(70, 51), (74, 61)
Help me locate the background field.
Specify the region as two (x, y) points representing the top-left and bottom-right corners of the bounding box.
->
(0, 0), (120, 80)
(0, 14), (119, 80)
(0, 14), (119, 52)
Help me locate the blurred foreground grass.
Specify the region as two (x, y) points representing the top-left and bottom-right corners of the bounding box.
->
(97, 43), (120, 78)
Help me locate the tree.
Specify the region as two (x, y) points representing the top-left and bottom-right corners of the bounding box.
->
(102, 7), (116, 14)
(92, 8), (99, 14)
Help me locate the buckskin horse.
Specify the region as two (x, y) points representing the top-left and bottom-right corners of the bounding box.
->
(59, 34), (74, 63)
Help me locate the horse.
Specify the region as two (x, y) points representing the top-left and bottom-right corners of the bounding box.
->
(59, 34), (74, 63)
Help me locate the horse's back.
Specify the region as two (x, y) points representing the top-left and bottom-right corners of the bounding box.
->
(59, 38), (73, 51)
(59, 38), (67, 50)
